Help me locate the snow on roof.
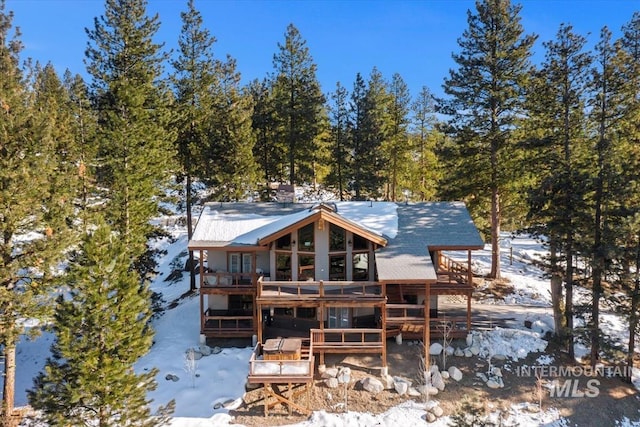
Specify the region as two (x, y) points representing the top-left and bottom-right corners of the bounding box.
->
(189, 201), (398, 247)
(190, 209), (280, 244)
(334, 201), (397, 239)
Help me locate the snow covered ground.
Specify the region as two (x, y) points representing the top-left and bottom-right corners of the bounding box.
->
(12, 223), (640, 426)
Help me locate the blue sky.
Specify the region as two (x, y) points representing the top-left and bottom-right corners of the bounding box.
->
(6, 0), (639, 99)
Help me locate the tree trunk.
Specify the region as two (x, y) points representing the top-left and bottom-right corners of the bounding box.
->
(549, 240), (566, 338)
(565, 235), (575, 360)
(489, 187), (501, 279)
(2, 343), (16, 425)
(186, 172), (196, 292)
(627, 238), (640, 383)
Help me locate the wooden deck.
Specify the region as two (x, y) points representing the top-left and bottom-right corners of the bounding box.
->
(258, 280), (383, 300)
(310, 328), (385, 366)
(202, 309), (255, 337)
(247, 340), (315, 416)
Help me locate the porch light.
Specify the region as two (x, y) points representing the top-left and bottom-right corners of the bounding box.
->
(318, 219), (325, 230)
(347, 239), (352, 247)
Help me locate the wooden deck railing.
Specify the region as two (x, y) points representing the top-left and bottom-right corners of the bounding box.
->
(202, 309), (255, 337)
(437, 254), (469, 284)
(385, 303), (425, 324)
(310, 328), (384, 351)
(201, 271), (257, 289)
(247, 342), (315, 383)
(258, 280), (382, 299)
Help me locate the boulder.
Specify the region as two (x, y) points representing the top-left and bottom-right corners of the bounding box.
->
(199, 344), (212, 356)
(324, 377), (339, 389)
(165, 373), (179, 382)
(487, 379), (502, 389)
(431, 405), (444, 417)
(394, 381), (409, 395)
(361, 377), (384, 394)
(416, 384), (438, 395)
(322, 367), (339, 379)
(408, 387), (421, 397)
(448, 366), (463, 382)
(454, 347), (464, 357)
(466, 333), (473, 346)
(431, 370), (445, 391)
(429, 342), (443, 355)
(440, 371), (450, 380)
(381, 374), (395, 389)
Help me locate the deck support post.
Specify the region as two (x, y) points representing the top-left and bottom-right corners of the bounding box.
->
(466, 292), (471, 333)
(424, 282), (431, 369)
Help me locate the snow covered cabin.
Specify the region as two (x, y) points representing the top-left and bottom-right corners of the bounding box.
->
(187, 201), (484, 368)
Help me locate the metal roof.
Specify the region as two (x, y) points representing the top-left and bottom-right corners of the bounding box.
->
(188, 201), (484, 281)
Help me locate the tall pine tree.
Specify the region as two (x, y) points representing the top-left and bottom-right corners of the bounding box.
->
(171, 0), (217, 291)
(442, 0), (536, 279)
(0, 4), (77, 421)
(29, 221), (174, 426)
(327, 81), (352, 200)
(271, 23), (325, 185)
(384, 72), (411, 201)
(85, 0), (173, 260)
(409, 86), (440, 201)
(205, 55), (257, 200)
(525, 24), (592, 358)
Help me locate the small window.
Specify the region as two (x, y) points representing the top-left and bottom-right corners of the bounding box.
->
(299, 255), (315, 280)
(329, 255), (346, 280)
(353, 253), (369, 281)
(276, 234), (292, 250)
(276, 253), (292, 280)
(329, 224), (346, 251)
(298, 223), (314, 252)
(352, 234), (369, 250)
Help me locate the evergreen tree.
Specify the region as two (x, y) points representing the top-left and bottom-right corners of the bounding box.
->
(442, 0), (536, 279)
(205, 55), (257, 200)
(85, 0), (173, 260)
(327, 81), (352, 200)
(171, 0), (217, 290)
(63, 70), (99, 230)
(271, 23), (325, 185)
(384, 72), (411, 201)
(349, 72), (368, 199)
(29, 221), (174, 426)
(351, 67), (390, 199)
(525, 24), (592, 358)
(616, 12), (640, 381)
(587, 26), (628, 367)
(0, 4), (76, 420)
(409, 86), (440, 201)
(249, 78), (281, 185)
